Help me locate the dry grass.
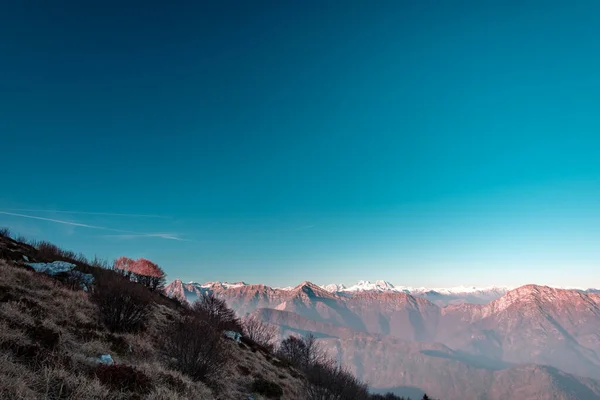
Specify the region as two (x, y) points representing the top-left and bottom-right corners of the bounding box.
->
(0, 255), (305, 399)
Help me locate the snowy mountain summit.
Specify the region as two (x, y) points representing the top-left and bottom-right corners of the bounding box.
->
(344, 280), (397, 292)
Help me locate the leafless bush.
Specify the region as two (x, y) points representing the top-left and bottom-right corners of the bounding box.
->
(304, 361), (369, 400)
(191, 293), (242, 332)
(278, 335), (308, 368)
(14, 235), (28, 244)
(33, 241), (75, 262)
(278, 333), (328, 370)
(242, 315), (278, 351)
(0, 228), (10, 238)
(91, 270), (153, 333)
(161, 315), (231, 382)
(278, 333), (371, 400)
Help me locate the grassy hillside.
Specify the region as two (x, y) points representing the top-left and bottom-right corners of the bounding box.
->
(0, 230), (420, 400)
(0, 231), (308, 399)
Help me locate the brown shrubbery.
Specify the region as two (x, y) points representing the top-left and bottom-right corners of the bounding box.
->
(277, 333), (327, 370)
(191, 292), (243, 333)
(242, 315), (279, 352)
(160, 314), (231, 382)
(277, 333), (371, 400)
(304, 361), (369, 400)
(91, 269), (153, 333)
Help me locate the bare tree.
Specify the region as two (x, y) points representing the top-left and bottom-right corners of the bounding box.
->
(278, 333), (328, 370)
(191, 293), (242, 332)
(242, 315), (278, 350)
(91, 270), (153, 333)
(304, 333), (329, 367)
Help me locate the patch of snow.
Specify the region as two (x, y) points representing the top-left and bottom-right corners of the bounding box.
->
(22, 255), (29, 261)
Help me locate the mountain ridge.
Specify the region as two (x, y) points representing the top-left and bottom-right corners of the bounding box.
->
(165, 278), (600, 307)
(164, 277), (600, 399)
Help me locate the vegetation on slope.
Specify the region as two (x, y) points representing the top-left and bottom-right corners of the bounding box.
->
(0, 228), (433, 399)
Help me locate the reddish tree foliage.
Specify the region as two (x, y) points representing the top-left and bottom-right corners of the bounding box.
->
(113, 256), (136, 274)
(113, 257), (166, 291)
(134, 258), (163, 277)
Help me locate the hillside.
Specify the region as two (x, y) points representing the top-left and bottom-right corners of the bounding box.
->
(0, 232), (310, 400)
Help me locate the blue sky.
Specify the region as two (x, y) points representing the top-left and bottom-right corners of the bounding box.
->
(1, 1), (600, 288)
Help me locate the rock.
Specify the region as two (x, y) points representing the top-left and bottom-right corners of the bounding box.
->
(68, 270), (95, 291)
(97, 354), (114, 365)
(27, 261), (76, 275)
(27, 261), (94, 291)
(225, 330), (242, 343)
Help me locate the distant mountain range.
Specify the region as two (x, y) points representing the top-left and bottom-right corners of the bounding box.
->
(165, 279), (600, 399)
(165, 278), (598, 306)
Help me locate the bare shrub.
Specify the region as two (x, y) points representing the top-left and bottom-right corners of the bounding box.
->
(91, 270), (153, 333)
(242, 315), (278, 351)
(89, 256), (111, 269)
(34, 241), (76, 262)
(304, 361), (369, 400)
(161, 315), (231, 382)
(278, 333), (327, 370)
(0, 228), (10, 238)
(191, 293), (242, 333)
(277, 333), (371, 400)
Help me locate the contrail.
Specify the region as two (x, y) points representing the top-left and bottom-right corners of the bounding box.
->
(103, 233), (189, 241)
(3, 208), (169, 218)
(0, 211), (189, 241)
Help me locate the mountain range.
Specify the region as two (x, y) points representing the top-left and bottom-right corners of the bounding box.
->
(165, 279), (600, 399)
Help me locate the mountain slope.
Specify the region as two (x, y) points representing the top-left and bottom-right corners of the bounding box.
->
(166, 277), (600, 398)
(0, 233), (308, 399)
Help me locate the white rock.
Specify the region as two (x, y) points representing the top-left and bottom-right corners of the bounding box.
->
(97, 354), (114, 365)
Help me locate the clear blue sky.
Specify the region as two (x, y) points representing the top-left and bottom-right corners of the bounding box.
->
(2, 1), (600, 288)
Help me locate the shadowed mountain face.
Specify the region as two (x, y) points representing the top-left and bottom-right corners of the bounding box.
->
(165, 280), (600, 399)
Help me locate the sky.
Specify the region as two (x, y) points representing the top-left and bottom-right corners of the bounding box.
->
(1, 1), (600, 288)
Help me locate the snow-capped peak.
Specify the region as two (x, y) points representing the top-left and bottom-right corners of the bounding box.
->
(320, 283), (347, 292)
(318, 281), (514, 297)
(185, 281), (247, 289)
(275, 286), (295, 291)
(345, 280), (396, 292)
